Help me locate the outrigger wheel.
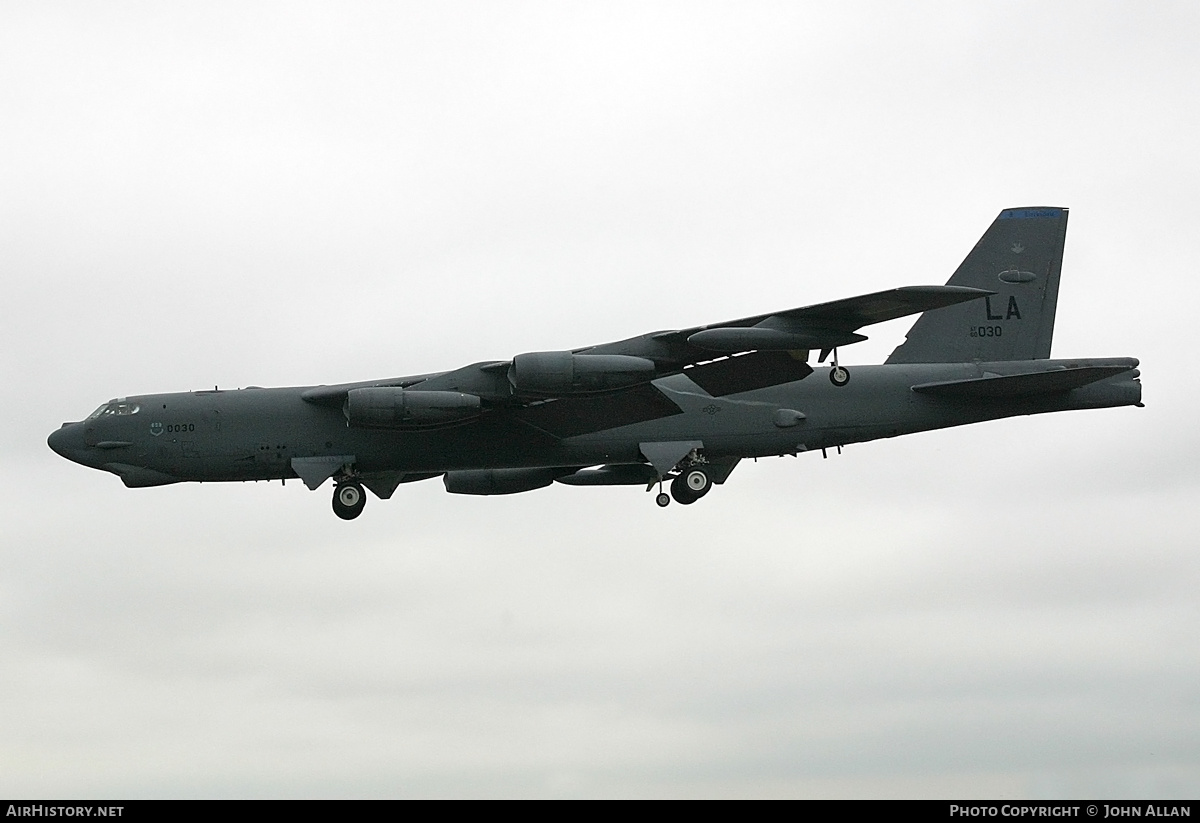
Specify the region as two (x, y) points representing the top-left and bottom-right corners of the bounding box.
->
(332, 482), (367, 520)
(827, 346), (850, 387)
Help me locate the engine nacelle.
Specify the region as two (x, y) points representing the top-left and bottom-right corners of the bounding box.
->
(508, 351), (656, 396)
(345, 388), (480, 428)
(443, 468), (557, 495)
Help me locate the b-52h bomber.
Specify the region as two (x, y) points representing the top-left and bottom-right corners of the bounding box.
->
(49, 207), (1142, 519)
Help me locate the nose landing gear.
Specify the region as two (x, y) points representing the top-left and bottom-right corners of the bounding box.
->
(332, 482), (367, 520)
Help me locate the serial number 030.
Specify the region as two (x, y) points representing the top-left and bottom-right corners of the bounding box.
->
(970, 326), (1003, 338)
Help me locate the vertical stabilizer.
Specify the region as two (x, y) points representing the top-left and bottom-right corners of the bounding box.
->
(886, 207), (1067, 363)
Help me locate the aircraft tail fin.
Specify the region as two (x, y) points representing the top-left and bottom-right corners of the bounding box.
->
(886, 207), (1067, 364)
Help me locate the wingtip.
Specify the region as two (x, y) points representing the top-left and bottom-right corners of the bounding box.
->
(998, 206), (1068, 220)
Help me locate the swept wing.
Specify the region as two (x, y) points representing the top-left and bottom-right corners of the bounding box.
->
(302, 285), (991, 407)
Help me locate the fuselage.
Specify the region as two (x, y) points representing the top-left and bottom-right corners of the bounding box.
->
(48, 357), (1142, 490)
(46, 206), (1140, 518)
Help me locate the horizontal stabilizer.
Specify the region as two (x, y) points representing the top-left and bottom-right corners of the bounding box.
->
(912, 365), (1135, 399)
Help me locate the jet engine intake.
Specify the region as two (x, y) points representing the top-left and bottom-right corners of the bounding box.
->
(509, 351), (656, 396)
(345, 388), (480, 428)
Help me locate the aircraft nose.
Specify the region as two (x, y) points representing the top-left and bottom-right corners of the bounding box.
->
(48, 423), (82, 460)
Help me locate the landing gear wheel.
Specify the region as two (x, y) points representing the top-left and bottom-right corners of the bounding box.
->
(332, 482), (366, 520)
(655, 492), (671, 508)
(683, 467), (712, 498)
(829, 366), (850, 387)
(670, 473), (699, 505)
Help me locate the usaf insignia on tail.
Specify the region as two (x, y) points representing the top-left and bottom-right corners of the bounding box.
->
(49, 207), (1142, 519)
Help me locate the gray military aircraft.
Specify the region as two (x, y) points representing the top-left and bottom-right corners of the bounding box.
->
(48, 207), (1142, 519)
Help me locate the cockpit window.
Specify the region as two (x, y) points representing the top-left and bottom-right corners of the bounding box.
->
(86, 399), (140, 419)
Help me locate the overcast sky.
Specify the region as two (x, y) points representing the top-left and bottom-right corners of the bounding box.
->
(2, 1), (1198, 798)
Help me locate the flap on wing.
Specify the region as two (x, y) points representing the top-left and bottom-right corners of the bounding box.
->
(912, 365), (1135, 398)
(513, 382), (684, 439)
(684, 350), (814, 396)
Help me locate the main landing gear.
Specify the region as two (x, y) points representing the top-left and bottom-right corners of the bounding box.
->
(332, 481), (367, 520)
(672, 467), (712, 505)
(654, 466), (713, 507)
